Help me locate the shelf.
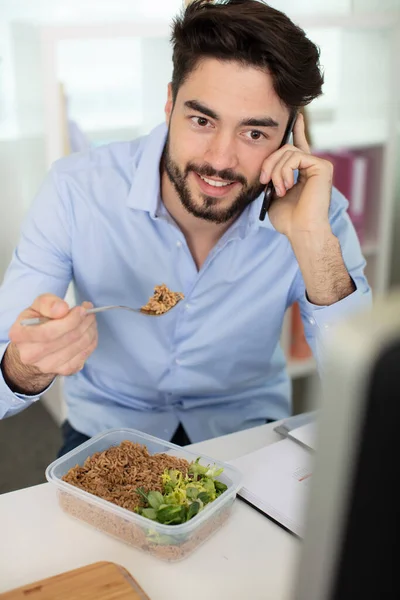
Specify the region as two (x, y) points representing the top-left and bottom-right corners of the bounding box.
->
(15, 12), (400, 39)
(288, 357), (317, 379)
(311, 117), (388, 151)
(293, 11), (400, 30)
(38, 20), (171, 41)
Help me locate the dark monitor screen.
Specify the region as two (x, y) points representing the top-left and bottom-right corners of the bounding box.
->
(330, 339), (399, 599)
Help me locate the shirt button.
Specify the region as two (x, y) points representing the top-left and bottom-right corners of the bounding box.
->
(176, 241), (182, 248)
(309, 317), (316, 325)
(175, 358), (181, 365)
(185, 303), (190, 310)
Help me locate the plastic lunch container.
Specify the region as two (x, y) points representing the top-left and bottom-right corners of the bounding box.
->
(45, 428), (242, 561)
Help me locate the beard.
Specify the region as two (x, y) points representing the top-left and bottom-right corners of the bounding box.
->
(162, 134), (265, 225)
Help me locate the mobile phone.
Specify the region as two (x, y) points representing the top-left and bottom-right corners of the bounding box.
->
(259, 111), (298, 221)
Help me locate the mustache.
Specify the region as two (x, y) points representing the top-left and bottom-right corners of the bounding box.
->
(185, 162), (247, 186)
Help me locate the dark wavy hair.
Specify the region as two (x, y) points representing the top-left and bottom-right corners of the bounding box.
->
(171, 0), (324, 111)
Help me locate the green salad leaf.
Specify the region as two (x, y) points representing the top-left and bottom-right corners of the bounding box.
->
(147, 491), (164, 510)
(136, 457), (228, 526)
(141, 507), (158, 520)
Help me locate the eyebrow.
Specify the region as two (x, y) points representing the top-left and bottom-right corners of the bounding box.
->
(184, 100), (218, 120)
(184, 100), (279, 129)
(240, 116), (279, 128)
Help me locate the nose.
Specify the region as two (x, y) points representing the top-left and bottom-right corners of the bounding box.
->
(204, 130), (239, 174)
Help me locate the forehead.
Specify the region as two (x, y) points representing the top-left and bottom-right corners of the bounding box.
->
(176, 58), (287, 122)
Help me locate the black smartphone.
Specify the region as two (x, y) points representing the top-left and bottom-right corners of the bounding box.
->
(259, 111), (298, 221)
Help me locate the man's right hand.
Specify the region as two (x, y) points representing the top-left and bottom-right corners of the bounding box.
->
(1, 293), (98, 395)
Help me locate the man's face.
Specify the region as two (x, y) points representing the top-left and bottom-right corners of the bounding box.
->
(163, 58), (290, 224)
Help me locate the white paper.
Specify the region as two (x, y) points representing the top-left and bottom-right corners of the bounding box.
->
(230, 439), (314, 537)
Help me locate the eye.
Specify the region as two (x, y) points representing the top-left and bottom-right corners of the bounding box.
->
(191, 116), (210, 127)
(245, 130), (266, 141)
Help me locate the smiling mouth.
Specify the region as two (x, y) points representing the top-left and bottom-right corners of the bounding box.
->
(198, 174), (235, 188)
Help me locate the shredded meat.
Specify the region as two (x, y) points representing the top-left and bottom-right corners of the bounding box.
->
(62, 441), (189, 512)
(140, 284), (184, 315)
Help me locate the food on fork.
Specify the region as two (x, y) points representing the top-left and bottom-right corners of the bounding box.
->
(140, 284), (184, 315)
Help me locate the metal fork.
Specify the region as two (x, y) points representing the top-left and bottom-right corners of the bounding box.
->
(20, 300), (183, 327)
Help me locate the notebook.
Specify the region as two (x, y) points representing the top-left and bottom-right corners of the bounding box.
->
(230, 438), (314, 537)
(286, 422), (316, 451)
(274, 411), (317, 451)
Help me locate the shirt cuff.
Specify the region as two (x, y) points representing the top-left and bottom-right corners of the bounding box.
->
(0, 342), (55, 418)
(304, 283), (372, 333)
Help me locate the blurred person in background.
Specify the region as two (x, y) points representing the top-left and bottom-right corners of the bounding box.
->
(0, 0), (371, 456)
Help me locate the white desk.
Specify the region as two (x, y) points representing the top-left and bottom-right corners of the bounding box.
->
(0, 422), (301, 599)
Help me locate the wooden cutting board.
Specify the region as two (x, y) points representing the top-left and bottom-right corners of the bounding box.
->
(0, 561), (151, 599)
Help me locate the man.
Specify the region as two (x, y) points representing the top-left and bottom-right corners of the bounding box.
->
(0, 0), (371, 455)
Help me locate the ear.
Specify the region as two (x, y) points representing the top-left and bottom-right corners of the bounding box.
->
(165, 83), (173, 125)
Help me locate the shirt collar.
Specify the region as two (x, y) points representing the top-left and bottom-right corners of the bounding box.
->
(126, 122), (168, 217)
(246, 195), (275, 233)
(126, 121), (275, 233)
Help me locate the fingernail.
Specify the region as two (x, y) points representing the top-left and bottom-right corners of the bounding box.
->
(79, 306), (87, 317)
(284, 180), (290, 190)
(260, 171), (268, 184)
(275, 186), (282, 197)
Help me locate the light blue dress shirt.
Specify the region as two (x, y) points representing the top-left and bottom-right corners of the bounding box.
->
(0, 123), (371, 442)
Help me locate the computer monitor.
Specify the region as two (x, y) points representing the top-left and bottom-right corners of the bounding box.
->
(292, 289), (400, 600)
